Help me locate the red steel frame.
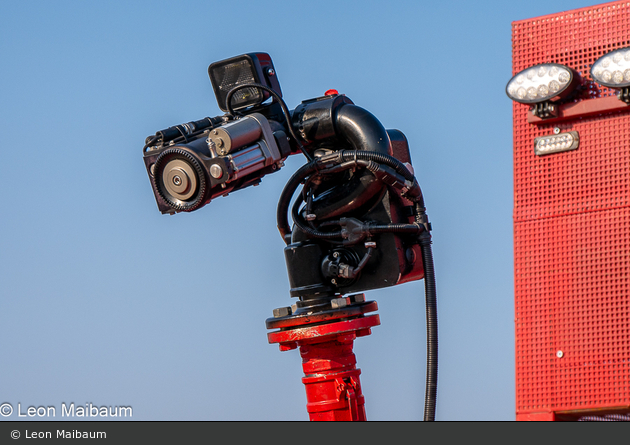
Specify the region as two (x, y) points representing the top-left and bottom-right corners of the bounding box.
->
(512, 1), (630, 421)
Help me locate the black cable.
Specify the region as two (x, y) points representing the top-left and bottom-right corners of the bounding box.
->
(276, 159), (319, 242)
(338, 150), (415, 181)
(291, 194), (342, 240)
(175, 125), (189, 142)
(224, 83), (313, 161)
(349, 246), (374, 278)
(277, 157), (372, 242)
(416, 206), (438, 422)
(365, 223), (424, 235)
(143, 136), (158, 153)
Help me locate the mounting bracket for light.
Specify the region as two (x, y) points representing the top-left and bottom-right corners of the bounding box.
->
(531, 101), (558, 119)
(617, 87), (630, 104)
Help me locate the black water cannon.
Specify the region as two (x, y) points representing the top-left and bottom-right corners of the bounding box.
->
(141, 53), (438, 420)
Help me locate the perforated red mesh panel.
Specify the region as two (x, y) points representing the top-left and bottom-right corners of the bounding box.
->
(512, 1), (630, 418)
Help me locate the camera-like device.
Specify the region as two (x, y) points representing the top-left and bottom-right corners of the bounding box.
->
(143, 52), (426, 298)
(143, 53), (291, 215)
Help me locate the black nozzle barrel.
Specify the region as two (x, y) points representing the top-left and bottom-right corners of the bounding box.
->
(152, 116), (224, 145)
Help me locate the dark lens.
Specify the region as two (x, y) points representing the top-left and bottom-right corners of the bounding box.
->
(211, 58), (262, 110)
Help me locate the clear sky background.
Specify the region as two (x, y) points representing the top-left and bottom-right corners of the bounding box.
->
(0, 0), (602, 421)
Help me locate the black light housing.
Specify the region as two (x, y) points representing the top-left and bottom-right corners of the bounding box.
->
(209, 53), (282, 112)
(506, 63), (579, 104)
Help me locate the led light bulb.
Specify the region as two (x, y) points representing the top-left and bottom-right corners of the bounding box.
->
(527, 87), (537, 99)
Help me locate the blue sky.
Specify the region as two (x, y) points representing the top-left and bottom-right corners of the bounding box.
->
(0, 0), (602, 421)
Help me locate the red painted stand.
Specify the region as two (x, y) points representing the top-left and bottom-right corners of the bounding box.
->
(267, 295), (380, 421)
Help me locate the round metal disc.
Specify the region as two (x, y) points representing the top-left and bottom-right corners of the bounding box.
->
(161, 159), (197, 201)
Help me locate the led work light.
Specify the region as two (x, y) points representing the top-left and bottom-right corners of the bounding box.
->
(591, 47), (630, 103)
(209, 53), (282, 112)
(534, 130), (579, 156)
(506, 63), (577, 103)
(506, 63), (579, 118)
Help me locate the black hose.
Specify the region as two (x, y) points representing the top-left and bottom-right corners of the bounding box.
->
(291, 194), (342, 240)
(276, 159), (319, 242)
(349, 247), (374, 279)
(417, 211), (438, 422)
(339, 150), (415, 181)
(367, 223), (423, 235)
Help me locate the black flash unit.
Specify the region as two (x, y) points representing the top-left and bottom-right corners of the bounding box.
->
(209, 53), (282, 112)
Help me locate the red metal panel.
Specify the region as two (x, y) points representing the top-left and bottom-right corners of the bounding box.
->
(512, 0), (630, 419)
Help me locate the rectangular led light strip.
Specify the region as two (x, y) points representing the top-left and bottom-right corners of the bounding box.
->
(534, 131), (579, 156)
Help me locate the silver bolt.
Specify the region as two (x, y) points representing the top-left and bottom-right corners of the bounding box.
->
(210, 164), (223, 179)
(349, 293), (365, 304)
(172, 176), (182, 186)
(554, 127), (561, 134)
(267, 68), (275, 76)
(556, 350), (564, 358)
(273, 307), (292, 318)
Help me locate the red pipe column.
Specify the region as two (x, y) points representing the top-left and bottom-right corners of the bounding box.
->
(300, 333), (366, 421)
(267, 296), (379, 421)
